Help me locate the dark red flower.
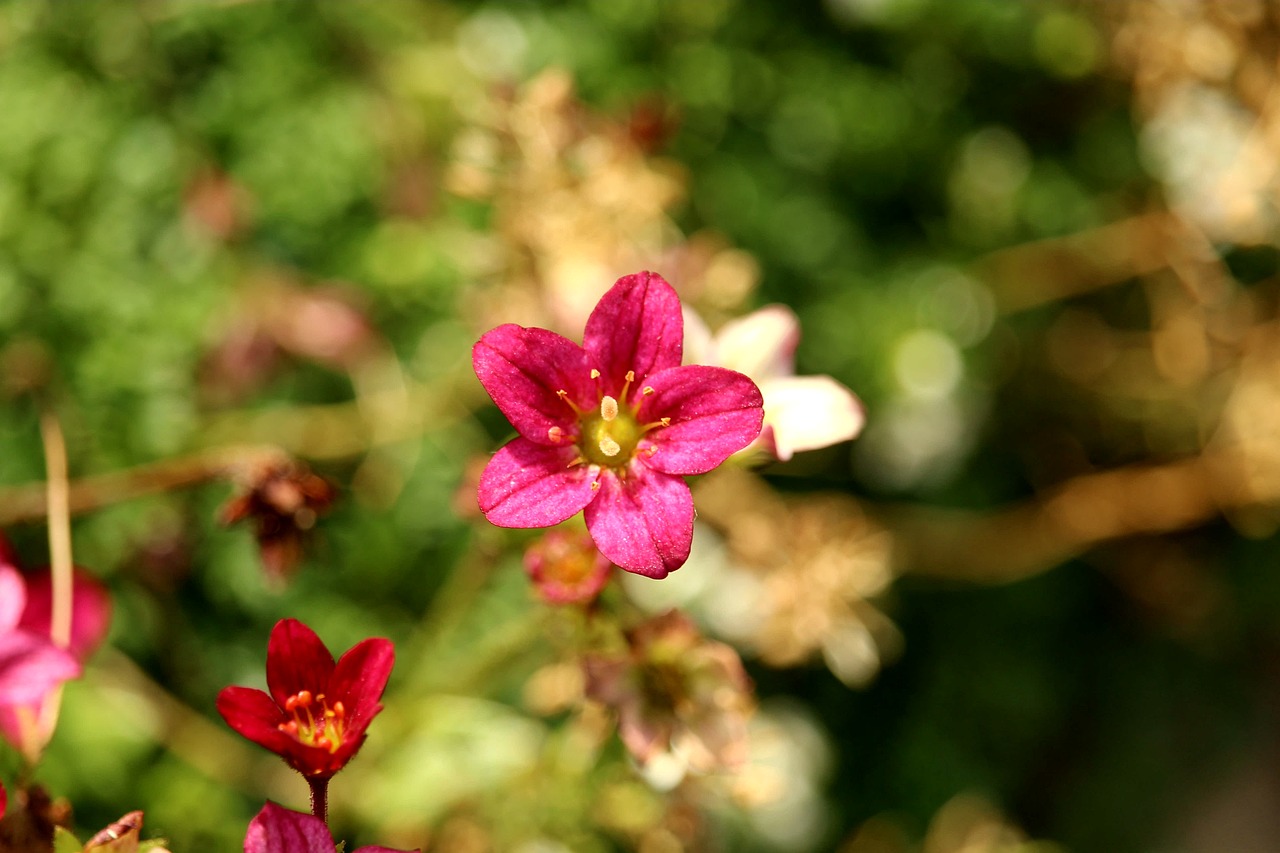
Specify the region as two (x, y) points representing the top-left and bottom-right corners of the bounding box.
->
(217, 619), (394, 780)
(219, 462), (338, 582)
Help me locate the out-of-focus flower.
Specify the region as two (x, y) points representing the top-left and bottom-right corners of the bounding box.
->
(684, 304), (864, 461)
(694, 468), (897, 687)
(244, 802), (413, 853)
(219, 460), (338, 582)
(217, 619), (394, 781)
(0, 542), (111, 763)
(473, 271), (763, 577)
(0, 781), (5, 821)
(583, 610), (752, 774)
(523, 529), (613, 605)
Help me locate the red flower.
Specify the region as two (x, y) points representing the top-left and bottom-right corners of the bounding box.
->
(244, 802), (413, 853)
(217, 619), (394, 780)
(473, 271), (764, 577)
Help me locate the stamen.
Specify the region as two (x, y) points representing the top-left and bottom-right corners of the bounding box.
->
(625, 370), (635, 383)
(548, 426), (564, 443)
(591, 480), (600, 491)
(642, 386), (654, 396)
(599, 436), (622, 457)
(600, 395), (619, 422)
(556, 389), (582, 414)
(618, 370), (636, 405)
(590, 368), (601, 379)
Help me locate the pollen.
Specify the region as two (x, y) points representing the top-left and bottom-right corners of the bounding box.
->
(600, 395), (619, 421)
(599, 436), (622, 457)
(278, 689), (347, 753)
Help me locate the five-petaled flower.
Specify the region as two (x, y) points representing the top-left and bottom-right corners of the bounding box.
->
(473, 271), (764, 577)
(217, 619), (394, 780)
(244, 802), (413, 853)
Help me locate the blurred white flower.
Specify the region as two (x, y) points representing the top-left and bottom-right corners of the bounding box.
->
(684, 304), (865, 461)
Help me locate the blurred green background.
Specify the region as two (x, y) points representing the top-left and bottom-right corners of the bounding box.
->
(2, 0), (1279, 851)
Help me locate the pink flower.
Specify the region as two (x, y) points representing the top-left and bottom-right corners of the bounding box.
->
(244, 802), (413, 853)
(684, 304), (864, 461)
(473, 272), (764, 577)
(217, 619), (394, 780)
(0, 543), (111, 762)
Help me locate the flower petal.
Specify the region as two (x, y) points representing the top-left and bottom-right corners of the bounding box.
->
(265, 619), (336, 709)
(712, 304), (799, 381)
(584, 468), (693, 578)
(330, 637), (394, 731)
(0, 564), (25, 634)
(18, 568), (112, 663)
(583, 272), (683, 391)
(216, 686), (295, 756)
(759, 375), (865, 461)
(0, 631), (80, 706)
(473, 325), (590, 442)
(244, 802), (335, 853)
(637, 366), (764, 475)
(478, 439), (600, 528)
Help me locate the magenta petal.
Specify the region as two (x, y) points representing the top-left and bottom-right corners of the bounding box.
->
(473, 325), (590, 442)
(0, 565), (24, 633)
(638, 366), (764, 475)
(244, 802), (335, 853)
(0, 631), (80, 706)
(330, 637), (394, 729)
(582, 272), (683, 392)
(265, 619), (336, 709)
(478, 439), (600, 528)
(584, 468), (693, 578)
(19, 569), (112, 663)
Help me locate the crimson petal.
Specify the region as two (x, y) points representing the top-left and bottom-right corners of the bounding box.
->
(637, 365), (764, 475)
(265, 619), (335, 710)
(473, 325), (591, 442)
(244, 802), (335, 853)
(330, 637), (394, 730)
(584, 468), (693, 578)
(478, 439), (600, 528)
(0, 564), (24, 633)
(216, 686), (295, 755)
(583, 272), (683, 393)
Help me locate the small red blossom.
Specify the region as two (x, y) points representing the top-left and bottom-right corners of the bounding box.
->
(523, 529), (613, 605)
(473, 271), (764, 577)
(217, 619), (394, 780)
(245, 802), (413, 853)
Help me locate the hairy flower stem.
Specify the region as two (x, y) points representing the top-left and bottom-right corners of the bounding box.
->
(308, 776), (330, 825)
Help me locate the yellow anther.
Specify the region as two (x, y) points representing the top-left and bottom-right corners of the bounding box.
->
(625, 370), (635, 383)
(548, 425), (564, 443)
(600, 395), (619, 422)
(642, 386), (654, 396)
(590, 368), (601, 379)
(591, 480), (600, 490)
(659, 417), (670, 427)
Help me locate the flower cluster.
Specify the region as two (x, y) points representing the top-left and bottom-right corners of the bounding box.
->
(473, 271), (764, 578)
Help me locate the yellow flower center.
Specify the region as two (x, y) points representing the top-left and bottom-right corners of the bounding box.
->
(278, 690), (347, 753)
(581, 395), (646, 468)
